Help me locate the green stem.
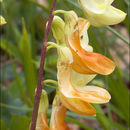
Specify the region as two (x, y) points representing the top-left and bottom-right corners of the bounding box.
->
(53, 10), (67, 15)
(42, 79), (58, 86)
(106, 26), (129, 45)
(47, 42), (60, 49)
(47, 45), (55, 51)
(42, 79), (58, 89)
(11, 59), (32, 107)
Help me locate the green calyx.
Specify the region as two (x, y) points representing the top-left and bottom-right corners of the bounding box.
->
(52, 16), (66, 44)
(38, 90), (49, 113)
(64, 11), (78, 36)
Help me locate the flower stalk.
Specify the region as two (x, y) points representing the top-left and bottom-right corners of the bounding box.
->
(30, 0), (57, 130)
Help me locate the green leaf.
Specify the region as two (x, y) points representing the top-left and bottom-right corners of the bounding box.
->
(9, 115), (30, 130)
(21, 19), (37, 101)
(96, 113), (127, 130)
(0, 40), (23, 63)
(0, 120), (7, 130)
(110, 104), (126, 120)
(11, 60), (32, 106)
(94, 105), (127, 130)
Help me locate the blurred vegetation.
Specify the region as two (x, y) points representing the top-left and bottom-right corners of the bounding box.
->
(0, 0), (129, 130)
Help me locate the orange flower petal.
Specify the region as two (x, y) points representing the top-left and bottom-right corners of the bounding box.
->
(59, 91), (96, 116)
(50, 95), (70, 130)
(36, 113), (49, 130)
(68, 30), (116, 75)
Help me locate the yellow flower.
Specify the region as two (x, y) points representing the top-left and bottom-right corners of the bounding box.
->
(78, 0), (126, 27)
(50, 10), (114, 117)
(0, 16), (6, 26)
(57, 47), (111, 116)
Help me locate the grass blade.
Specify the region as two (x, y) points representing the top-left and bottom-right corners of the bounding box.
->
(21, 19), (37, 101)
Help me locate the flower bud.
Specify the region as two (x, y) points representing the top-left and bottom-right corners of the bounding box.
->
(64, 11), (78, 35)
(38, 90), (49, 113)
(36, 90), (49, 130)
(51, 16), (66, 44)
(0, 16), (6, 26)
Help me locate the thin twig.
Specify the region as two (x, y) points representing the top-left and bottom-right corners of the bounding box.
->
(30, 0), (57, 130)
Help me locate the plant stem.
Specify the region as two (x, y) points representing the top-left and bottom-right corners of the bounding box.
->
(53, 10), (67, 15)
(47, 42), (60, 49)
(47, 45), (55, 51)
(106, 26), (129, 45)
(47, 42), (60, 51)
(30, 0), (57, 130)
(42, 79), (58, 86)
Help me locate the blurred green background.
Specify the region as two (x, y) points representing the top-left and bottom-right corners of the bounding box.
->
(0, 0), (129, 130)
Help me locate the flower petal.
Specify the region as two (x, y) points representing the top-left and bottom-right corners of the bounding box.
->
(68, 31), (116, 75)
(78, 18), (90, 51)
(59, 92), (96, 116)
(50, 94), (70, 130)
(79, 0), (126, 27)
(72, 70), (96, 87)
(76, 86), (111, 103)
(79, 0), (108, 14)
(36, 113), (49, 130)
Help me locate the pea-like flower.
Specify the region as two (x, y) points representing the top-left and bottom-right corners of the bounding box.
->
(57, 47), (111, 116)
(67, 18), (116, 75)
(78, 0), (126, 27)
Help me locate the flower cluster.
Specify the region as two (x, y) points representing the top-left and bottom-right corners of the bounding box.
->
(36, 0), (126, 129)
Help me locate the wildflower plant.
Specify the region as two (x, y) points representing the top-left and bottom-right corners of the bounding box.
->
(1, 0), (128, 129)
(31, 0), (127, 129)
